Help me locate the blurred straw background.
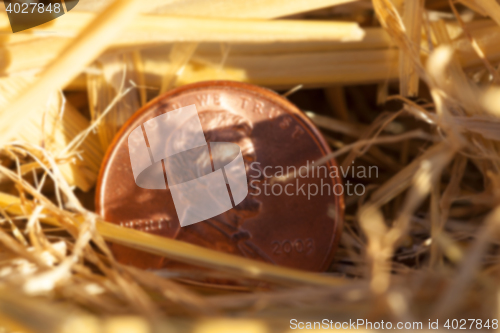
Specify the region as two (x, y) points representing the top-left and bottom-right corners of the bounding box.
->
(1, 0), (500, 332)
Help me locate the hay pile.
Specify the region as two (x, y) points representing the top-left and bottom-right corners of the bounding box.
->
(1, 0), (500, 332)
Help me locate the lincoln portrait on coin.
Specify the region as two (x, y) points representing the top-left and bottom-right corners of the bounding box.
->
(168, 110), (275, 264)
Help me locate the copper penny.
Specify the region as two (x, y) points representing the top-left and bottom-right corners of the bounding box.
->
(96, 81), (344, 272)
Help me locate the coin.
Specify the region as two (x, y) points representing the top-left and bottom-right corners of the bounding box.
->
(96, 81), (344, 272)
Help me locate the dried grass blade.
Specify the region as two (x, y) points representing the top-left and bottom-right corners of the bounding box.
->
(370, 142), (448, 207)
(372, 0), (428, 83)
(399, 0), (424, 96)
(305, 111), (366, 137)
(429, 155), (467, 267)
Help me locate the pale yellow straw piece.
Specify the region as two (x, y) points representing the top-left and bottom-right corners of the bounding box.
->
(0, 0), (143, 146)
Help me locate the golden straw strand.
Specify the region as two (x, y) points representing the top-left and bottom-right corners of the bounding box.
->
(0, 0), (143, 146)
